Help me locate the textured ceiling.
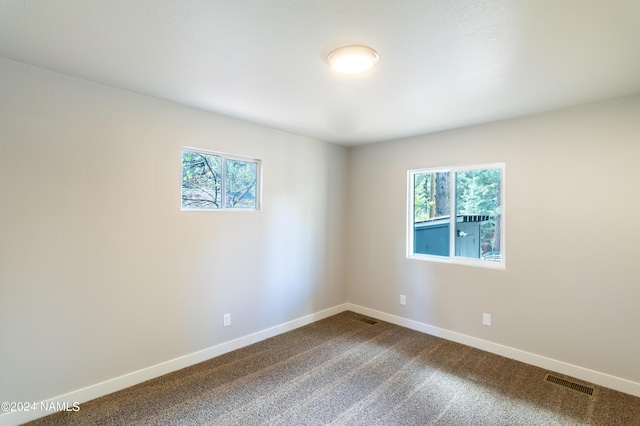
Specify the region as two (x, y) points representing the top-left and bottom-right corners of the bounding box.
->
(1, 0), (639, 145)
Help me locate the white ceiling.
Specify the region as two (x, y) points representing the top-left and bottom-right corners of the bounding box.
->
(1, 0), (639, 145)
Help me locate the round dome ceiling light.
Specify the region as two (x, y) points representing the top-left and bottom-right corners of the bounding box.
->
(327, 45), (378, 74)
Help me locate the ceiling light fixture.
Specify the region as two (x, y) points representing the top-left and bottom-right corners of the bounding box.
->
(327, 45), (378, 75)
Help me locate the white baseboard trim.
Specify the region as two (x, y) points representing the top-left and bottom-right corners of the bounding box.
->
(0, 304), (348, 426)
(346, 303), (640, 398)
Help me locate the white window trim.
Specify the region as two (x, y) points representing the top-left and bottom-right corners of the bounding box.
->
(181, 147), (262, 212)
(407, 162), (505, 270)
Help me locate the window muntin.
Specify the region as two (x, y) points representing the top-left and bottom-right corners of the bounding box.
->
(408, 164), (504, 269)
(182, 148), (260, 211)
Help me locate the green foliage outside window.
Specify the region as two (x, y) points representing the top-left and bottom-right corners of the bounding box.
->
(225, 159), (258, 208)
(411, 164), (504, 265)
(455, 169), (502, 255)
(414, 171), (450, 222)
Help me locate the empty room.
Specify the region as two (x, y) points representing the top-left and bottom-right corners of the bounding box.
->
(1, 1), (639, 425)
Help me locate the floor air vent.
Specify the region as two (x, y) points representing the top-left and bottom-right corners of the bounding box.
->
(358, 318), (378, 325)
(545, 374), (594, 396)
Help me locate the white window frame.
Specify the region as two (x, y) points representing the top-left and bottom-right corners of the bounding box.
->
(181, 147), (262, 211)
(407, 163), (505, 270)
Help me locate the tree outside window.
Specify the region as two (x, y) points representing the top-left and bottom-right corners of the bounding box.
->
(409, 164), (504, 268)
(182, 149), (260, 210)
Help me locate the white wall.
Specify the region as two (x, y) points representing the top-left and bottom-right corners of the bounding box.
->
(346, 95), (640, 392)
(0, 58), (347, 408)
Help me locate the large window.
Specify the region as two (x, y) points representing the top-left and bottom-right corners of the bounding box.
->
(181, 148), (261, 210)
(408, 163), (504, 269)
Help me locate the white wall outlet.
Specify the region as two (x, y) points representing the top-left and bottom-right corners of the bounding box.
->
(400, 295), (406, 305)
(223, 313), (231, 327)
(482, 313), (491, 326)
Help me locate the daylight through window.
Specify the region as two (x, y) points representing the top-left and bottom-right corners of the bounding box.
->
(408, 163), (504, 268)
(182, 148), (261, 210)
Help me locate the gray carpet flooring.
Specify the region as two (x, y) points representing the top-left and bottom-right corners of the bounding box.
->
(26, 311), (640, 425)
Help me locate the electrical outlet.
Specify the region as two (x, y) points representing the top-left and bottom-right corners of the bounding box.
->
(223, 313), (231, 327)
(482, 313), (491, 326)
(400, 295), (406, 305)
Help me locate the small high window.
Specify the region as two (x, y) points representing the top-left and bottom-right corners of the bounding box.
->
(181, 148), (261, 211)
(408, 163), (504, 269)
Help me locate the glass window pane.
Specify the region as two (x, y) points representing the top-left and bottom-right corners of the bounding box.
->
(454, 168), (502, 261)
(225, 159), (258, 209)
(413, 171), (451, 256)
(181, 150), (222, 209)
